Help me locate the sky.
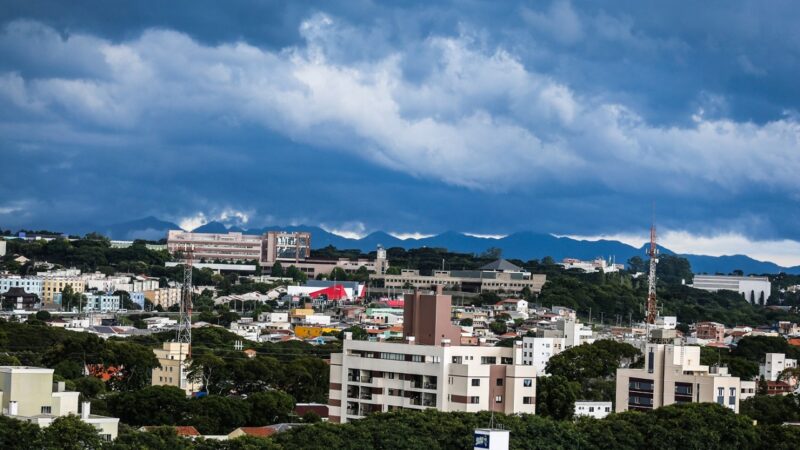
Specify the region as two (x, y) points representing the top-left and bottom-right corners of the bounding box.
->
(1, 1), (800, 264)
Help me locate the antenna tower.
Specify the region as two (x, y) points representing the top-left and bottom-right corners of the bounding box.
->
(645, 221), (658, 325)
(177, 244), (193, 356)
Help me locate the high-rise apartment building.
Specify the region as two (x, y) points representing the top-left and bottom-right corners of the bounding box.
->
(328, 290), (537, 423)
(615, 343), (744, 413)
(152, 342), (200, 396)
(167, 230), (263, 262)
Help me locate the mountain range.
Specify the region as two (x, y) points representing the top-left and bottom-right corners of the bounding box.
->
(79, 217), (800, 275)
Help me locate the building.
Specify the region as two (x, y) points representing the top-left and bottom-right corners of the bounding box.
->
(520, 317), (593, 374)
(261, 231), (311, 265)
(41, 277), (85, 304)
(84, 294), (121, 312)
(559, 258), (623, 273)
(0, 276), (43, 298)
(1, 287), (40, 310)
(373, 260), (546, 295)
(130, 292), (145, 309)
(574, 401), (612, 419)
(695, 322), (726, 343)
(403, 287), (462, 346)
(328, 289), (537, 423)
(152, 342), (199, 395)
(615, 343), (744, 413)
(760, 353), (798, 382)
(167, 230), (263, 262)
(0, 366), (119, 440)
(144, 288), (181, 309)
(0, 240), (5, 257)
(691, 275), (772, 305)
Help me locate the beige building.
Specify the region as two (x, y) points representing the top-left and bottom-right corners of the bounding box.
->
(41, 277), (85, 303)
(329, 337), (537, 423)
(328, 289), (536, 424)
(616, 343), (744, 413)
(373, 268), (546, 295)
(0, 366), (118, 440)
(145, 288), (181, 309)
(152, 342), (200, 395)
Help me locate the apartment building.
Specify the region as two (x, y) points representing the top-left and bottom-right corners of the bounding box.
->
(167, 230), (263, 262)
(144, 287), (181, 309)
(261, 231), (311, 265)
(0, 366), (119, 440)
(691, 275), (771, 305)
(328, 289), (537, 423)
(41, 277), (85, 303)
(574, 401), (612, 419)
(0, 276), (43, 298)
(152, 342), (200, 396)
(615, 343), (744, 413)
(759, 353), (798, 382)
(84, 294), (121, 312)
(521, 317), (593, 374)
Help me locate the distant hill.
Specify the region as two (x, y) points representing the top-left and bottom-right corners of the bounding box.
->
(95, 216), (180, 241)
(76, 217), (800, 275)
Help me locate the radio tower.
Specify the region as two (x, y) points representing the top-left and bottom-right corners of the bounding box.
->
(177, 245), (193, 357)
(645, 222), (659, 325)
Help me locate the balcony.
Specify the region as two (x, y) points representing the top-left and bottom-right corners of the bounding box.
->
(359, 393), (373, 401)
(424, 383), (437, 390)
(347, 375), (360, 382)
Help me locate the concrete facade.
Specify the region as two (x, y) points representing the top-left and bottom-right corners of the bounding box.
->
(152, 342), (200, 396)
(759, 353), (798, 382)
(328, 337), (537, 424)
(0, 276), (43, 298)
(373, 269), (546, 295)
(615, 344), (744, 413)
(691, 275), (772, 305)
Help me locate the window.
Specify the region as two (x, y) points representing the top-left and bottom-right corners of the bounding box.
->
(452, 356), (463, 364)
(589, 407), (595, 412)
(41, 406), (52, 414)
(495, 396), (503, 403)
(496, 379), (504, 386)
(481, 356), (497, 365)
(469, 396), (480, 404)
(523, 396), (534, 404)
(411, 355), (424, 363)
(524, 379), (533, 387)
(648, 350), (655, 373)
(472, 379), (481, 386)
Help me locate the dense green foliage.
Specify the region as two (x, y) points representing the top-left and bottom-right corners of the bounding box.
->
(5, 403), (793, 449)
(740, 393), (800, 425)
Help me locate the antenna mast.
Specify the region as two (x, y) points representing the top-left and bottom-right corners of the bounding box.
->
(177, 244), (193, 357)
(645, 221), (658, 325)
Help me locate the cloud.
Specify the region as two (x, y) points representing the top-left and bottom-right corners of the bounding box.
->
(464, 233), (508, 239)
(564, 231), (800, 267)
(177, 208), (252, 231)
(320, 221), (367, 239)
(389, 232), (435, 240)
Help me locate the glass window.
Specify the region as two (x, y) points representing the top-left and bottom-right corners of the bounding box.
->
(495, 396), (503, 403)
(523, 379), (533, 387)
(472, 379), (480, 386)
(496, 379), (504, 386)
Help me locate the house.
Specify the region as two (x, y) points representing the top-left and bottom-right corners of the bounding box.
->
(293, 403), (329, 420)
(1, 287), (40, 310)
(0, 366), (119, 440)
(574, 401), (612, 419)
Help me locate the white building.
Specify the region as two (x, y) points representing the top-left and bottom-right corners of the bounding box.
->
(152, 342), (199, 396)
(691, 275), (772, 305)
(0, 240), (5, 257)
(0, 366), (119, 440)
(520, 337), (563, 375)
(574, 401), (612, 419)
(759, 353), (798, 382)
(328, 335), (537, 424)
(0, 276), (43, 298)
(559, 258), (624, 273)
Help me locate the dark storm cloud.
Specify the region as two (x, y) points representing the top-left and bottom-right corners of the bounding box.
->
(0, 0), (799, 257)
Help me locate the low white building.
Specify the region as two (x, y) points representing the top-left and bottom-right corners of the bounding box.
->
(142, 316), (177, 330)
(559, 258), (623, 273)
(759, 353), (798, 381)
(0, 276), (43, 298)
(574, 401), (612, 419)
(691, 275), (772, 305)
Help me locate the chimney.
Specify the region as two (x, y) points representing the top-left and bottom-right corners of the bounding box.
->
(435, 285), (443, 295)
(8, 401), (18, 416)
(81, 401), (91, 419)
(344, 332), (353, 341)
(441, 338), (451, 347)
(406, 336), (415, 345)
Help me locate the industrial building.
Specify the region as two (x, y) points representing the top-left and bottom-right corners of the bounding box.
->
(690, 275), (771, 305)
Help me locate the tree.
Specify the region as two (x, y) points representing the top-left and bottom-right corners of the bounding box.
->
(329, 267), (348, 281)
(459, 318), (473, 326)
(41, 415), (103, 450)
(246, 391), (294, 425)
(106, 386), (189, 426)
(270, 262), (284, 277)
(35, 310), (51, 321)
(340, 325), (368, 341)
(188, 352), (229, 395)
(626, 256), (646, 273)
(0, 415), (43, 449)
(536, 375), (580, 420)
(187, 396), (251, 435)
(489, 320), (507, 335)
